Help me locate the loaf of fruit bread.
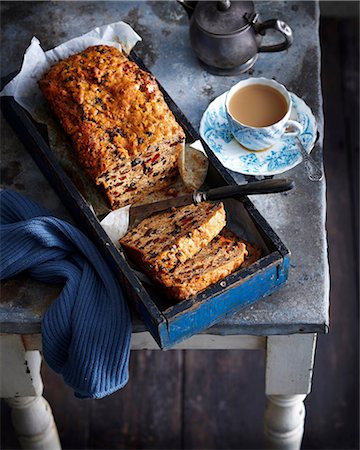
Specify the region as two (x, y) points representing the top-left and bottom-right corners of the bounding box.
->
(119, 202), (226, 273)
(39, 45), (185, 209)
(152, 229), (248, 300)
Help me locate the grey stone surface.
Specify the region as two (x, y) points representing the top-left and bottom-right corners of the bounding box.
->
(0, 1), (329, 335)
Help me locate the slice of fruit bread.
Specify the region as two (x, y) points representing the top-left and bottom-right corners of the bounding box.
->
(153, 229), (248, 300)
(120, 201), (226, 273)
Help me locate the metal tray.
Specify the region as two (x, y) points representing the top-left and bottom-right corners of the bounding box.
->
(0, 51), (290, 349)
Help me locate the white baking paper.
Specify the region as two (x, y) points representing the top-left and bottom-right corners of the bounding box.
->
(0, 21), (208, 245)
(0, 21), (141, 120)
(0, 21), (142, 242)
(100, 205), (130, 247)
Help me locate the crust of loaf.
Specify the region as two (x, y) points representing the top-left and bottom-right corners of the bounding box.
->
(120, 202), (226, 272)
(39, 45), (185, 209)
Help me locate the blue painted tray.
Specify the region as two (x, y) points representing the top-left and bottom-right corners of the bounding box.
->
(0, 52), (290, 349)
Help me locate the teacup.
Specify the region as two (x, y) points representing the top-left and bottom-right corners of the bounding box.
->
(225, 77), (303, 151)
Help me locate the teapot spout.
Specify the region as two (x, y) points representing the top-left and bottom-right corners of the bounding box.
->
(177, 0), (197, 18)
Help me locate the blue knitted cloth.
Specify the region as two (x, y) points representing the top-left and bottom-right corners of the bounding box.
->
(0, 190), (131, 399)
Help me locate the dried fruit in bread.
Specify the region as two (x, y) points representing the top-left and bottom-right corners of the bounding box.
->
(154, 229), (248, 300)
(119, 202), (226, 272)
(39, 45), (185, 209)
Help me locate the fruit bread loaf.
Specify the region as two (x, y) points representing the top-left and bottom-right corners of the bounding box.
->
(119, 202), (226, 273)
(39, 45), (185, 209)
(153, 229), (248, 300)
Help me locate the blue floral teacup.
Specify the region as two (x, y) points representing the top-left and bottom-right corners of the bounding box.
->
(226, 77), (303, 151)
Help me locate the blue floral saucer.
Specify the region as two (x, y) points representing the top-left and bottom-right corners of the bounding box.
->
(200, 91), (317, 176)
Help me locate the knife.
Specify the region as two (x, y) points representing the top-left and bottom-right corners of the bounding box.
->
(128, 178), (294, 228)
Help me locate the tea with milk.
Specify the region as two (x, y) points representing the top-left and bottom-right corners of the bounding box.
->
(228, 84), (288, 128)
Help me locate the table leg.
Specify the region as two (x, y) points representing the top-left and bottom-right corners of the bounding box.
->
(264, 334), (317, 450)
(0, 335), (61, 450)
(5, 395), (61, 450)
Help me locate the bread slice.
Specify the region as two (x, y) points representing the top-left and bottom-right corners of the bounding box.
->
(39, 45), (185, 209)
(120, 202), (226, 272)
(242, 241), (263, 267)
(154, 229), (248, 300)
(220, 229), (262, 267)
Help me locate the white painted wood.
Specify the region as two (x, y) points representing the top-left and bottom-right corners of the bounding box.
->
(14, 331), (266, 351)
(264, 334), (317, 450)
(130, 332), (266, 350)
(5, 396), (61, 450)
(0, 335), (42, 397)
(265, 334), (317, 395)
(1, 331), (317, 450)
(264, 394), (307, 450)
(1, 335), (61, 449)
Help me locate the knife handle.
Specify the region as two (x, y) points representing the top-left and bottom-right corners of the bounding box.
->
(202, 178), (295, 202)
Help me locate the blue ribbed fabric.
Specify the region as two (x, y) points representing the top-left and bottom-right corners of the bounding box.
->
(0, 190), (131, 399)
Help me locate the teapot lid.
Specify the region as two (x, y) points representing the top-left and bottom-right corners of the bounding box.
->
(193, 1), (256, 36)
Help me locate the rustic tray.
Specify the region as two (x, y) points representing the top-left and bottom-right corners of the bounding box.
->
(0, 52), (290, 349)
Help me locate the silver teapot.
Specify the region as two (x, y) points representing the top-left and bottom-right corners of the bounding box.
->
(178, 0), (293, 75)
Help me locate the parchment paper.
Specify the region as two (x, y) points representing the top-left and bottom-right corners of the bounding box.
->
(0, 21), (143, 219)
(1, 21), (141, 119)
(0, 21), (209, 245)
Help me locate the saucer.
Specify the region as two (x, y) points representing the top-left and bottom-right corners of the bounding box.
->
(200, 91), (317, 176)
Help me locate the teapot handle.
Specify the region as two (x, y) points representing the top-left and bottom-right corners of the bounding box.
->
(256, 19), (293, 52)
(177, 0), (197, 18)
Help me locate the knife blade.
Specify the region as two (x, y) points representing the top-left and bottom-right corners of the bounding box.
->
(128, 178), (294, 228)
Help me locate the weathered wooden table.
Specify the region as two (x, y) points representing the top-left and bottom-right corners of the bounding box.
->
(0, 1), (329, 449)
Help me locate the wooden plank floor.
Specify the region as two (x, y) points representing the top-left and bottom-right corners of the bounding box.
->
(1, 17), (359, 450)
